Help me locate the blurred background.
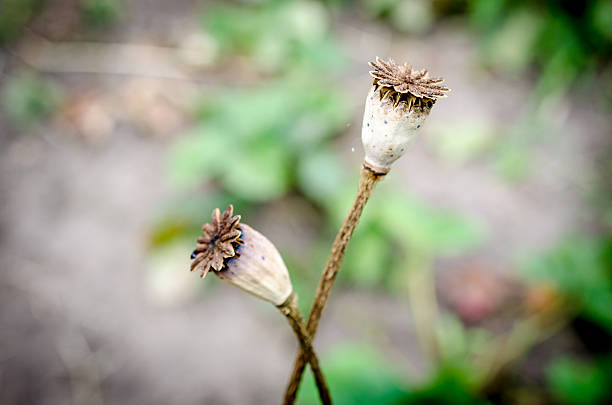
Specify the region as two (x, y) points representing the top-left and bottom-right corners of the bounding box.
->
(1, 0), (612, 404)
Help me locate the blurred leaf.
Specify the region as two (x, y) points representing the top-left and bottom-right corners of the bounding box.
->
(342, 228), (392, 287)
(534, 39), (586, 99)
(220, 142), (291, 201)
(292, 37), (347, 73)
(81, 0), (121, 27)
(405, 370), (491, 404)
(290, 81), (352, 148)
(547, 357), (609, 405)
(202, 0), (344, 73)
(199, 85), (293, 140)
(297, 149), (347, 205)
(170, 77), (350, 203)
(436, 314), (496, 387)
(149, 219), (192, 249)
(523, 237), (612, 334)
(329, 181), (484, 260)
(0, 0), (42, 44)
(298, 344), (409, 405)
(376, 189), (485, 255)
(437, 313), (469, 365)
(168, 125), (233, 186)
(480, 8), (542, 75)
(591, 0), (612, 42)
(466, 0), (611, 98)
(195, 77), (350, 148)
(1, 72), (63, 127)
(326, 181), (484, 290)
(467, 0), (507, 31)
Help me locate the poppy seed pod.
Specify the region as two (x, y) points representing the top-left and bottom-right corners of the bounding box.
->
(190, 205), (293, 306)
(362, 57), (450, 174)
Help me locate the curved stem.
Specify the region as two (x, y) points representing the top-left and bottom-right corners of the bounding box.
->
(278, 294), (332, 405)
(282, 166), (383, 405)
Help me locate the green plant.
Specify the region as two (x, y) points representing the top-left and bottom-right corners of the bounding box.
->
(169, 75), (351, 201)
(0, 0), (42, 44)
(547, 356), (612, 405)
(1, 72), (63, 127)
(523, 237), (612, 334)
(299, 344), (410, 405)
(203, 0), (345, 73)
(80, 0), (121, 27)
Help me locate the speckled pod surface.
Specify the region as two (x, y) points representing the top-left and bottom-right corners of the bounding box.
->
(361, 86), (431, 172)
(216, 224), (292, 306)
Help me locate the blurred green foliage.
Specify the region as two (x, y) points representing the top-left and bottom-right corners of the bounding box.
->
(170, 75), (351, 201)
(467, 0), (612, 97)
(435, 314), (495, 387)
(362, 0), (612, 94)
(0, 0), (121, 43)
(336, 185), (484, 289)
(204, 0), (344, 73)
(299, 342), (492, 405)
(298, 344), (410, 405)
(1, 72), (63, 127)
(547, 355), (612, 405)
(523, 237), (612, 334)
(522, 236), (612, 404)
(80, 0), (121, 27)
(0, 0), (42, 44)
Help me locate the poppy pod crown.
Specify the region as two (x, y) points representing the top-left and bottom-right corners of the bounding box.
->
(362, 57), (450, 173)
(190, 205), (293, 306)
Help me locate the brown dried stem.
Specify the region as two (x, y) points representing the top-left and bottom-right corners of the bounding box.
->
(277, 294), (332, 405)
(282, 166), (383, 405)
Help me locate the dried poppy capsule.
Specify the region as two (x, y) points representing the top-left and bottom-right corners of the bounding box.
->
(190, 205), (332, 403)
(362, 57), (450, 174)
(190, 205), (292, 306)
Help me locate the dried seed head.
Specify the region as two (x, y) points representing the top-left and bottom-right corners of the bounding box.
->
(362, 57), (450, 173)
(190, 205), (293, 306)
(369, 57), (449, 100)
(190, 205), (242, 278)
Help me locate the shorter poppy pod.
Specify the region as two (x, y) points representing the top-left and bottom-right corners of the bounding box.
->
(190, 205), (293, 306)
